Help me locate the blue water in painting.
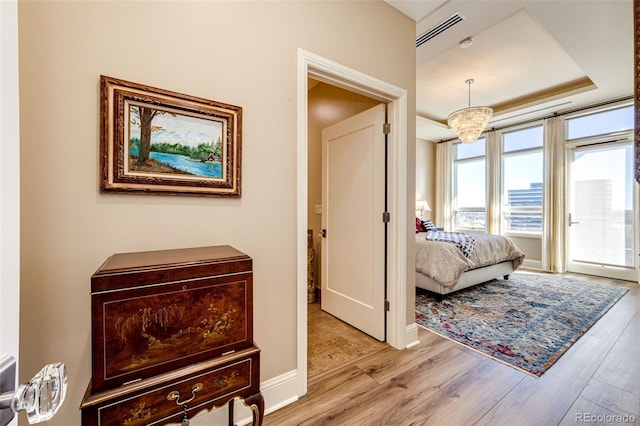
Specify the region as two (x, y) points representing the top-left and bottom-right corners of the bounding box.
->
(130, 149), (222, 178)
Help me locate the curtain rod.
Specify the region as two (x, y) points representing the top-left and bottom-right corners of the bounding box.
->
(436, 95), (633, 144)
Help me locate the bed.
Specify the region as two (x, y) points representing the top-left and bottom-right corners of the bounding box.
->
(415, 230), (525, 298)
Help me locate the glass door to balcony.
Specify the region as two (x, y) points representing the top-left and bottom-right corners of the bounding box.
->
(567, 141), (637, 281)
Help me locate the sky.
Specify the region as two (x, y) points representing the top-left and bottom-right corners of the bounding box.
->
(573, 145), (633, 210)
(129, 107), (223, 148)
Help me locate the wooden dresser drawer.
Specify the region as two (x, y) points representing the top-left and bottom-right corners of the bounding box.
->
(81, 346), (261, 426)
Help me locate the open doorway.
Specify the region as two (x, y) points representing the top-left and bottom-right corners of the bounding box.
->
(307, 301), (387, 379)
(296, 49), (411, 396)
(306, 80), (387, 379)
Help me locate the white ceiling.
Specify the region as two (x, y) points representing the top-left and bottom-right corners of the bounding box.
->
(385, 0), (633, 142)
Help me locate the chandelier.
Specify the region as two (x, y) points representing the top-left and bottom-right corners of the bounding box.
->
(447, 79), (493, 143)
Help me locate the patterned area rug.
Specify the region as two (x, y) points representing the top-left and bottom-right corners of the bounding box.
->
(415, 272), (628, 376)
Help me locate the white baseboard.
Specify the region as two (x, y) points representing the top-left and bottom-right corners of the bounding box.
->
(522, 259), (542, 271)
(405, 323), (420, 349)
(188, 369), (299, 425)
(261, 370), (299, 415)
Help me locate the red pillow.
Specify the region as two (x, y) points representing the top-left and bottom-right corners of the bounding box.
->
(416, 217), (426, 232)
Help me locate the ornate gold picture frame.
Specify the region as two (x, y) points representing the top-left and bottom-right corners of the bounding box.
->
(100, 76), (242, 196)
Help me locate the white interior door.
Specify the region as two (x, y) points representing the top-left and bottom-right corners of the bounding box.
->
(320, 103), (386, 341)
(567, 141), (637, 281)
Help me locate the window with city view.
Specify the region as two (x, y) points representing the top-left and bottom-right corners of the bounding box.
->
(449, 101), (635, 272)
(453, 138), (486, 230)
(502, 126), (543, 234)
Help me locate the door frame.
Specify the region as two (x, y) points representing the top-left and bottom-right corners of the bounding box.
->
(1, 0), (21, 366)
(296, 48), (409, 395)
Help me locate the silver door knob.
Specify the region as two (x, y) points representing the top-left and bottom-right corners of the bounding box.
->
(0, 356), (67, 425)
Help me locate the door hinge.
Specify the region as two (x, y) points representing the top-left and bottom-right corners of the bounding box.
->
(383, 122), (390, 134)
(320, 229), (327, 238)
(384, 300), (390, 311)
(382, 212), (390, 223)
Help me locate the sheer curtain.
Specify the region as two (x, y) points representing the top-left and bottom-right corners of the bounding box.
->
(485, 131), (502, 235)
(542, 116), (566, 272)
(436, 141), (453, 230)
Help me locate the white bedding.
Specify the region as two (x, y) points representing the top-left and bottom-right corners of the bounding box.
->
(415, 232), (525, 289)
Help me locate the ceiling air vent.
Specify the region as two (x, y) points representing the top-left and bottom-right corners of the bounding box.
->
(416, 13), (465, 48)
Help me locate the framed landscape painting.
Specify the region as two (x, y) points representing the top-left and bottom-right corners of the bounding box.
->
(100, 75), (242, 196)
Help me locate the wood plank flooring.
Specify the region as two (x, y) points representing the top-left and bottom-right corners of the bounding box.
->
(265, 272), (639, 426)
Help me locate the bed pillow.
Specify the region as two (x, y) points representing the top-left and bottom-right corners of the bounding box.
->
(421, 219), (437, 231)
(416, 217), (426, 233)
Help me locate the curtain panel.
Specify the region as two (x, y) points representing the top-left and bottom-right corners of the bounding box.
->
(542, 116), (566, 273)
(436, 141), (453, 230)
(486, 131), (502, 235)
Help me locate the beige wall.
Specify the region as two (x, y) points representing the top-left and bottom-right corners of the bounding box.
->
(415, 138), (436, 222)
(17, 1), (415, 424)
(510, 236), (542, 264)
(307, 81), (381, 288)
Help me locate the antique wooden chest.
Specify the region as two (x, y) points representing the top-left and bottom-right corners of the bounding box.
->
(89, 245), (254, 393)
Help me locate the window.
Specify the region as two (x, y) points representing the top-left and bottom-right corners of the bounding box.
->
(502, 126), (543, 234)
(453, 138), (486, 230)
(567, 104), (633, 140)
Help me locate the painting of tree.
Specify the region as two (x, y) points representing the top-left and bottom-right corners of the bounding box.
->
(129, 106), (174, 165)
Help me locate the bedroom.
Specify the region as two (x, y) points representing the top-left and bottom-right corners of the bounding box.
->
(300, 0), (638, 424)
(307, 0), (636, 350)
(0, 1), (637, 425)
(411, 0), (636, 280)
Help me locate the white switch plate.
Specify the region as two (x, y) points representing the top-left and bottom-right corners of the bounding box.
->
(314, 205), (322, 215)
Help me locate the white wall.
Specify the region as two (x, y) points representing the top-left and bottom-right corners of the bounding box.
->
(17, 2), (415, 424)
(0, 0), (20, 379)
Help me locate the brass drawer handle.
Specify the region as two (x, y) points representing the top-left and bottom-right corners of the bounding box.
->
(167, 383), (203, 406)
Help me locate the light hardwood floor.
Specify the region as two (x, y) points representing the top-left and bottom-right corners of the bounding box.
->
(265, 273), (639, 426)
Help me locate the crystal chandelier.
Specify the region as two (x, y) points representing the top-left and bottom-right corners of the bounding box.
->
(447, 79), (493, 143)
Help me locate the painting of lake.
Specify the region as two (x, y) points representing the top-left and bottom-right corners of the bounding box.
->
(128, 104), (224, 179)
(129, 149), (223, 178)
